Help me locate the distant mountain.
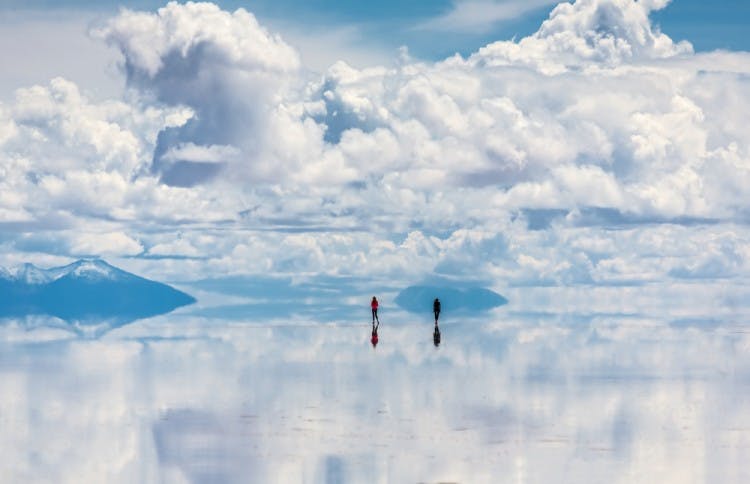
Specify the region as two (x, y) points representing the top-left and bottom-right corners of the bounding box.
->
(0, 259), (195, 323)
(395, 285), (508, 314)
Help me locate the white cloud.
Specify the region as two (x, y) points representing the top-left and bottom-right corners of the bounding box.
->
(161, 143), (240, 164)
(9, 78), (145, 174)
(1, 0), (750, 288)
(67, 231), (143, 257)
(94, 1), (304, 187)
(468, 0), (691, 72)
(147, 238), (201, 258)
(93, 2), (300, 77)
(0, 76), (248, 238)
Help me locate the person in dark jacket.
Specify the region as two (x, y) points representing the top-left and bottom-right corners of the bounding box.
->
(433, 298), (441, 323)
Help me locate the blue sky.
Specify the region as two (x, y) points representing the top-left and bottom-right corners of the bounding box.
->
(2, 0), (749, 59)
(1, 0), (748, 95)
(651, 0), (750, 51)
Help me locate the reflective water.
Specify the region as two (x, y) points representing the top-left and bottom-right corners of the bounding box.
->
(2, 286), (750, 483)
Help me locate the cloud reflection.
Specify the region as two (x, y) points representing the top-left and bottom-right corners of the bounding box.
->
(1, 293), (750, 482)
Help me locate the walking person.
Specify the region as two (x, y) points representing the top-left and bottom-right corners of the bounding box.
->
(371, 296), (380, 324)
(433, 298), (441, 324)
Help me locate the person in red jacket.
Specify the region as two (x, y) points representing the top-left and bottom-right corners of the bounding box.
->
(371, 296), (379, 324)
(371, 321), (379, 348)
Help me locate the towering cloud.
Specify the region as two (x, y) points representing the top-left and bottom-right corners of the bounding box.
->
(469, 0), (691, 72)
(95, 1), (306, 186)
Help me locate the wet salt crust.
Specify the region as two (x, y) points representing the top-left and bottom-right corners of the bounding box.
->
(2, 282), (749, 483)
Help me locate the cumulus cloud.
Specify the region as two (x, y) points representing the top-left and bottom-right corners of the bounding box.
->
(1, 78), (152, 227)
(160, 143), (240, 164)
(87, 0), (746, 222)
(67, 231), (144, 257)
(469, 0), (692, 71)
(0, 76), (245, 229)
(2, 0), (750, 287)
(94, 1), (306, 187)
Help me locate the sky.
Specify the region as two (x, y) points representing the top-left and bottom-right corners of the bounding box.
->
(1, 1), (749, 92)
(1, 0), (750, 293)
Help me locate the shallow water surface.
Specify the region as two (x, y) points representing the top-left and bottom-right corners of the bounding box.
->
(2, 293), (750, 483)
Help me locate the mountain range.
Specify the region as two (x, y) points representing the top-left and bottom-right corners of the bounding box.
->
(0, 259), (195, 323)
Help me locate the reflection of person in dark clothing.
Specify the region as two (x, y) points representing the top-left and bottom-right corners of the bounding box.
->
(371, 320), (379, 348)
(371, 296), (379, 324)
(433, 298), (441, 323)
(433, 323), (441, 347)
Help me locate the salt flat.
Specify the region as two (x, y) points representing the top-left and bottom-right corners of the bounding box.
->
(2, 283), (749, 483)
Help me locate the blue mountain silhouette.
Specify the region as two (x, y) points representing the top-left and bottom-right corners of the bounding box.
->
(395, 285), (507, 314)
(0, 259), (195, 323)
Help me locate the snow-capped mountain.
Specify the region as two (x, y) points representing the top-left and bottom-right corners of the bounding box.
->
(6, 259), (127, 284)
(14, 263), (56, 284)
(0, 259), (195, 324)
(67, 259), (124, 279)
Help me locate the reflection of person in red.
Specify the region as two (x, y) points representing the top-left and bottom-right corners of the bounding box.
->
(371, 321), (379, 348)
(371, 296), (379, 323)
